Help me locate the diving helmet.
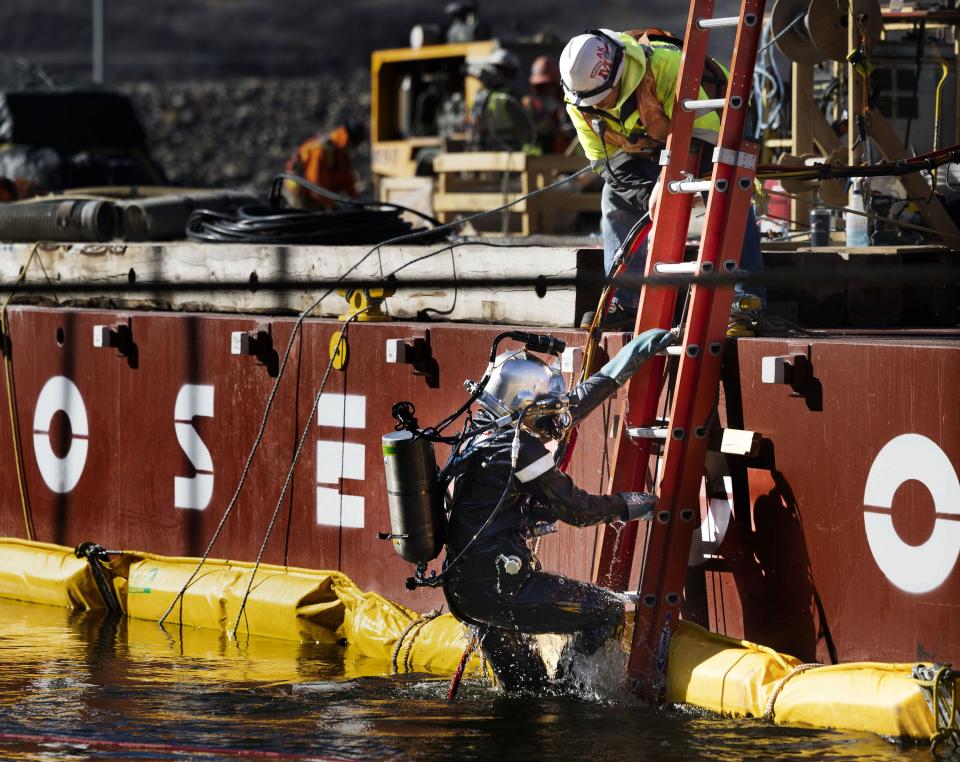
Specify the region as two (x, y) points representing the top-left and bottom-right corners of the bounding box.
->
(472, 351), (571, 439)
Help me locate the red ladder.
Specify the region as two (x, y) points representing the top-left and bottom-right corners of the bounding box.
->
(591, 0), (765, 701)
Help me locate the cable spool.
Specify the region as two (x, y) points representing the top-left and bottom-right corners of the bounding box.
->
(772, 0), (882, 64)
(807, 0), (882, 62)
(771, 0), (826, 65)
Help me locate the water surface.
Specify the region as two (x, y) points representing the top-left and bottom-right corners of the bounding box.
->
(0, 599), (926, 760)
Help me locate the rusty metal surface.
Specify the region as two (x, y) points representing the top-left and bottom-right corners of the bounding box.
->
(696, 337), (960, 665)
(2, 307), (958, 666)
(0, 307), (613, 609)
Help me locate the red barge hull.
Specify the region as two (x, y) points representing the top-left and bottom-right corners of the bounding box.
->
(1, 305), (957, 666)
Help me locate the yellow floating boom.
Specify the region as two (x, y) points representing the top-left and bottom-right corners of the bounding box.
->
(0, 537), (954, 748)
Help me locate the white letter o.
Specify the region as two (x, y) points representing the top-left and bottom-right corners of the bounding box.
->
(863, 434), (960, 594)
(32, 376), (89, 494)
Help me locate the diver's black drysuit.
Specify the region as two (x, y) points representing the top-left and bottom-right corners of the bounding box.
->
(441, 329), (674, 689)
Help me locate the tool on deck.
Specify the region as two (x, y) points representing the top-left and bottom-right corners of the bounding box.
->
(591, 0), (766, 702)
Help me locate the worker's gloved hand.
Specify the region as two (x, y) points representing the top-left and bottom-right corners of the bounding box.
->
(598, 329), (676, 386)
(619, 492), (656, 522)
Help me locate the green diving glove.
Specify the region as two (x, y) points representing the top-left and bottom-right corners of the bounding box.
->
(598, 328), (677, 386)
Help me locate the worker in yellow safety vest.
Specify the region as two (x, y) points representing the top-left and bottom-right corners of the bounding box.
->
(561, 29), (764, 333)
(467, 49), (536, 152)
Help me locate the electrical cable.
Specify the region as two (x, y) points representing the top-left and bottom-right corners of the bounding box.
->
(903, 20), (926, 151)
(230, 307), (367, 638)
(270, 172), (442, 228)
(1, 243), (40, 542)
(758, 11), (804, 55)
(186, 205), (423, 246)
(417, 414), (526, 588)
(159, 160), (593, 624)
(753, 17), (786, 135)
(764, 186), (960, 244)
(755, 144), (960, 182)
(194, 160), (591, 246)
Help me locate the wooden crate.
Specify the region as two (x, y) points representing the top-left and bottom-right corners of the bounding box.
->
(432, 152), (601, 235)
(377, 176), (435, 229)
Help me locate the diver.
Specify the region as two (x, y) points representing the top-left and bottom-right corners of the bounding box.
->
(439, 328), (676, 690)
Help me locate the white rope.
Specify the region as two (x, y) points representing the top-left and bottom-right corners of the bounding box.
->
(764, 662), (823, 720)
(390, 609), (442, 674)
(229, 311), (367, 638)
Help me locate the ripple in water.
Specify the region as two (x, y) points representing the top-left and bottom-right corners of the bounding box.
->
(0, 599), (928, 761)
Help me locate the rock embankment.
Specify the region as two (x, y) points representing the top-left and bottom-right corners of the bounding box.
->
(123, 71), (371, 191)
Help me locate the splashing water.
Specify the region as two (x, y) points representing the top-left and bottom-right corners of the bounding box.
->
(0, 599), (928, 761)
(557, 638), (635, 704)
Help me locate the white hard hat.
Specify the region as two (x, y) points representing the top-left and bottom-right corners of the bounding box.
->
(559, 29), (625, 107)
(487, 48), (520, 77)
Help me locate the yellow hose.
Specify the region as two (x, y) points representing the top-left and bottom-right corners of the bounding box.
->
(932, 61), (950, 193)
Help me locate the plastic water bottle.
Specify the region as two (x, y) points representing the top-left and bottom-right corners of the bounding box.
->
(845, 178), (870, 247)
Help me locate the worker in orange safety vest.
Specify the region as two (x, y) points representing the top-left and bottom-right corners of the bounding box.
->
(283, 123), (365, 209)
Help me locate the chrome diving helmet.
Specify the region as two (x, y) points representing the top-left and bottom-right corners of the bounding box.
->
(471, 350), (571, 439)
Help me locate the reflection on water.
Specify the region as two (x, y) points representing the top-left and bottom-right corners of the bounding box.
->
(0, 599), (926, 760)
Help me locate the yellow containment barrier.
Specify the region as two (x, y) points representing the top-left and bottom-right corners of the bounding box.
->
(0, 539), (486, 680)
(0, 537), (953, 747)
(666, 619), (941, 741)
(773, 662), (936, 739)
(0, 538), (109, 610)
(666, 618), (801, 716)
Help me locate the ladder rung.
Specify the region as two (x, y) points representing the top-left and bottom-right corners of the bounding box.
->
(627, 426), (668, 440)
(668, 179), (712, 194)
(682, 98), (726, 111)
(709, 427), (762, 458)
(697, 16), (740, 28)
(654, 261), (698, 275)
(627, 425), (762, 455)
(663, 345), (683, 356)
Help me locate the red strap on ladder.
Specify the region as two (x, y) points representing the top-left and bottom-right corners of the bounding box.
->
(591, 0), (766, 701)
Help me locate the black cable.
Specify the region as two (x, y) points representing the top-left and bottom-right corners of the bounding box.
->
(6, 261), (960, 296)
(161, 166), (601, 614)
(597, 121), (636, 195)
(903, 20), (926, 150)
(413, 418), (525, 588)
(186, 205), (423, 246)
(216, 165), (591, 249)
(271, 172), (443, 228)
(194, 156), (593, 247)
